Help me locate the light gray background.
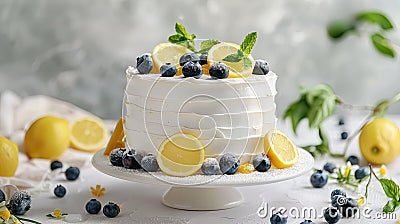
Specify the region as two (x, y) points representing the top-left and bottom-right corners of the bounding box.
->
(0, 0), (399, 119)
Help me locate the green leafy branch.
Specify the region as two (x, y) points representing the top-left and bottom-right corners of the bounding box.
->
(223, 32), (257, 69)
(284, 85), (400, 157)
(327, 11), (396, 58)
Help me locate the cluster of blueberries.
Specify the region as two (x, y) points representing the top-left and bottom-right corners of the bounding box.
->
(0, 189), (31, 216)
(136, 52), (270, 79)
(109, 148), (159, 172)
(310, 155), (369, 188)
(338, 118), (348, 140)
(50, 161), (121, 218)
(324, 189), (359, 223)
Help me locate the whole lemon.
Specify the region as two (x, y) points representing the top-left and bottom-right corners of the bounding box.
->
(359, 117), (400, 164)
(24, 116), (70, 160)
(0, 136), (19, 176)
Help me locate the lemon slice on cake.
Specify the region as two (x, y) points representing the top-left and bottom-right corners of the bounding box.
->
(157, 133), (204, 177)
(264, 129), (298, 168)
(70, 116), (108, 152)
(207, 42), (255, 78)
(152, 43), (190, 74)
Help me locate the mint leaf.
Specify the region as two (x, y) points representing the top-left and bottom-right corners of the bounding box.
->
(243, 57), (252, 69)
(199, 40), (220, 53)
(168, 34), (187, 43)
(240, 32), (257, 55)
(223, 53), (242, 62)
(371, 33), (395, 58)
(379, 178), (400, 200)
(327, 20), (356, 39)
(283, 98), (309, 134)
(356, 12), (394, 30)
(175, 22), (190, 38)
(383, 199), (399, 214)
(307, 94), (336, 128)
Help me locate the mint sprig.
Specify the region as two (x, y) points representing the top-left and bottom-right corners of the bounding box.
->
(369, 167), (400, 213)
(223, 32), (257, 69)
(199, 40), (220, 53)
(168, 22), (197, 52)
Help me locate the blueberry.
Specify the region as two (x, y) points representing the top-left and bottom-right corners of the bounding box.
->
(136, 53), (153, 74)
(8, 191), (31, 215)
(209, 62), (229, 79)
(0, 189), (5, 203)
(339, 198), (359, 218)
(330, 189), (346, 200)
(252, 154), (271, 172)
(338, 118), (345, 126)
(323, 162), (336, 173)
(50, 160), (63, 171)
(219, 153), (240, 175)
(201, 158), (220, 175)
(182, 61), (202, 78)
(341, 131), (348, 140)
(355, 167), (370, 180)
(270, 211), (288, 224)
(160, 63), (177, 77)
(85, 198), (102, 214)
(103, 202), (120, 218)
(54, 185), (66, 198)
(179, 53), (200, 66)
(300, 220), (315, 224)
(331, 195), (347, 208)
(122, 149), (142, 169)
(347, 155), (359, 165)
(110, 148), (126, 167)
(65, 167), (80, 181)
(252, 59), (270, 75)
(141, 154), (159, 172)
(310, 170), (328, 188)
(199, 53), (208, 65)
(324, 207), (341, 224)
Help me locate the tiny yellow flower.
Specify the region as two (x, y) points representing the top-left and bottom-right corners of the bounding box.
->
(0, 208), (11, 221)
(90, 184), (106, 197)
(53, 209), (62, 219)
(357, 196), (366, 207)
(343, 163), (351, 178)
(379, 165), (387, 176)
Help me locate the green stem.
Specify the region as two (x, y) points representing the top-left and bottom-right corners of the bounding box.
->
(15, 216), (42, 224)
(364, 165), (373, 200)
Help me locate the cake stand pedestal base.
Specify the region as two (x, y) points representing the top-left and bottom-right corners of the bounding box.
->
(162, 186), (243, 211)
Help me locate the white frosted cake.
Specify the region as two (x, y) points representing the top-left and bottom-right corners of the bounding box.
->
(124, 67), (277, 163)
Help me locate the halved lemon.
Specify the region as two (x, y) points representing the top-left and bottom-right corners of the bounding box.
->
(152, 43), (190, 74)
(264, 129), (298, 168)
(157, 133), (204, 177)
(70, 116), (108, 152)
(207, 42), (255, 78)
(104, 117), (125, 156)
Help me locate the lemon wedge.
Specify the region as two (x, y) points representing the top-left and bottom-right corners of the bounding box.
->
(264, 129), (298, 168)
(70, 116), (108, 152)
(207, 42), (255, 78)
(104, 117), (125, 156)
(157, 133), (204, 177)
(152, 43), (190, 74)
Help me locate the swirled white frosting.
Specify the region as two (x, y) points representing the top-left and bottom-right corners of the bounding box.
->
(124, 67), (278, 163)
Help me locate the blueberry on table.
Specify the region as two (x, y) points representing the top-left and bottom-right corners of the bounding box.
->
(252, 59), (270, 75)
(109, 148), (126, 167)
(54, 185), (67, 198)
(141, 154), (159, 172)
(355, 167), (370, 180)
(122, 149), (142, 169)
(86, 199), (102, 214)
(50, 160), (63, 171)
(179, 53), (200, 66)
(340, 131), (348, 140)
(300, 220), (315, 224)
(346, 155), (359, 165)
(182, 61), (202, 78)
(209, 62), (229, 79)
(219, 153), (240, 175)
(270, 211), (288, 224)
(339, 198), (359, 218)
(136, 53), (153, 74)
(65, 167), (80, 181)
(8, 191), (31, 215)
(103, 202), (120, 218)
(324, 207), (341, 224)
(310, 170), (328, 188)
(160, 63), (177, 77)
(252, 154), (271, 172)
(0, 189), (5, 203)
(201, 158), (220, 175)
(330, 189), (346, 200)
(323, 162), (336, 173)
(199, 53), (208, 65)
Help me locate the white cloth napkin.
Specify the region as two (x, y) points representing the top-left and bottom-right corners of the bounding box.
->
(0, 90), (105, 191)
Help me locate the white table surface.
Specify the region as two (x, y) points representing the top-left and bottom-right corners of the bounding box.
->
(4, 114), (400, 224)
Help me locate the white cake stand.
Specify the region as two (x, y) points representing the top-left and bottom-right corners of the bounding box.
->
(92, 148), (313, 211)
